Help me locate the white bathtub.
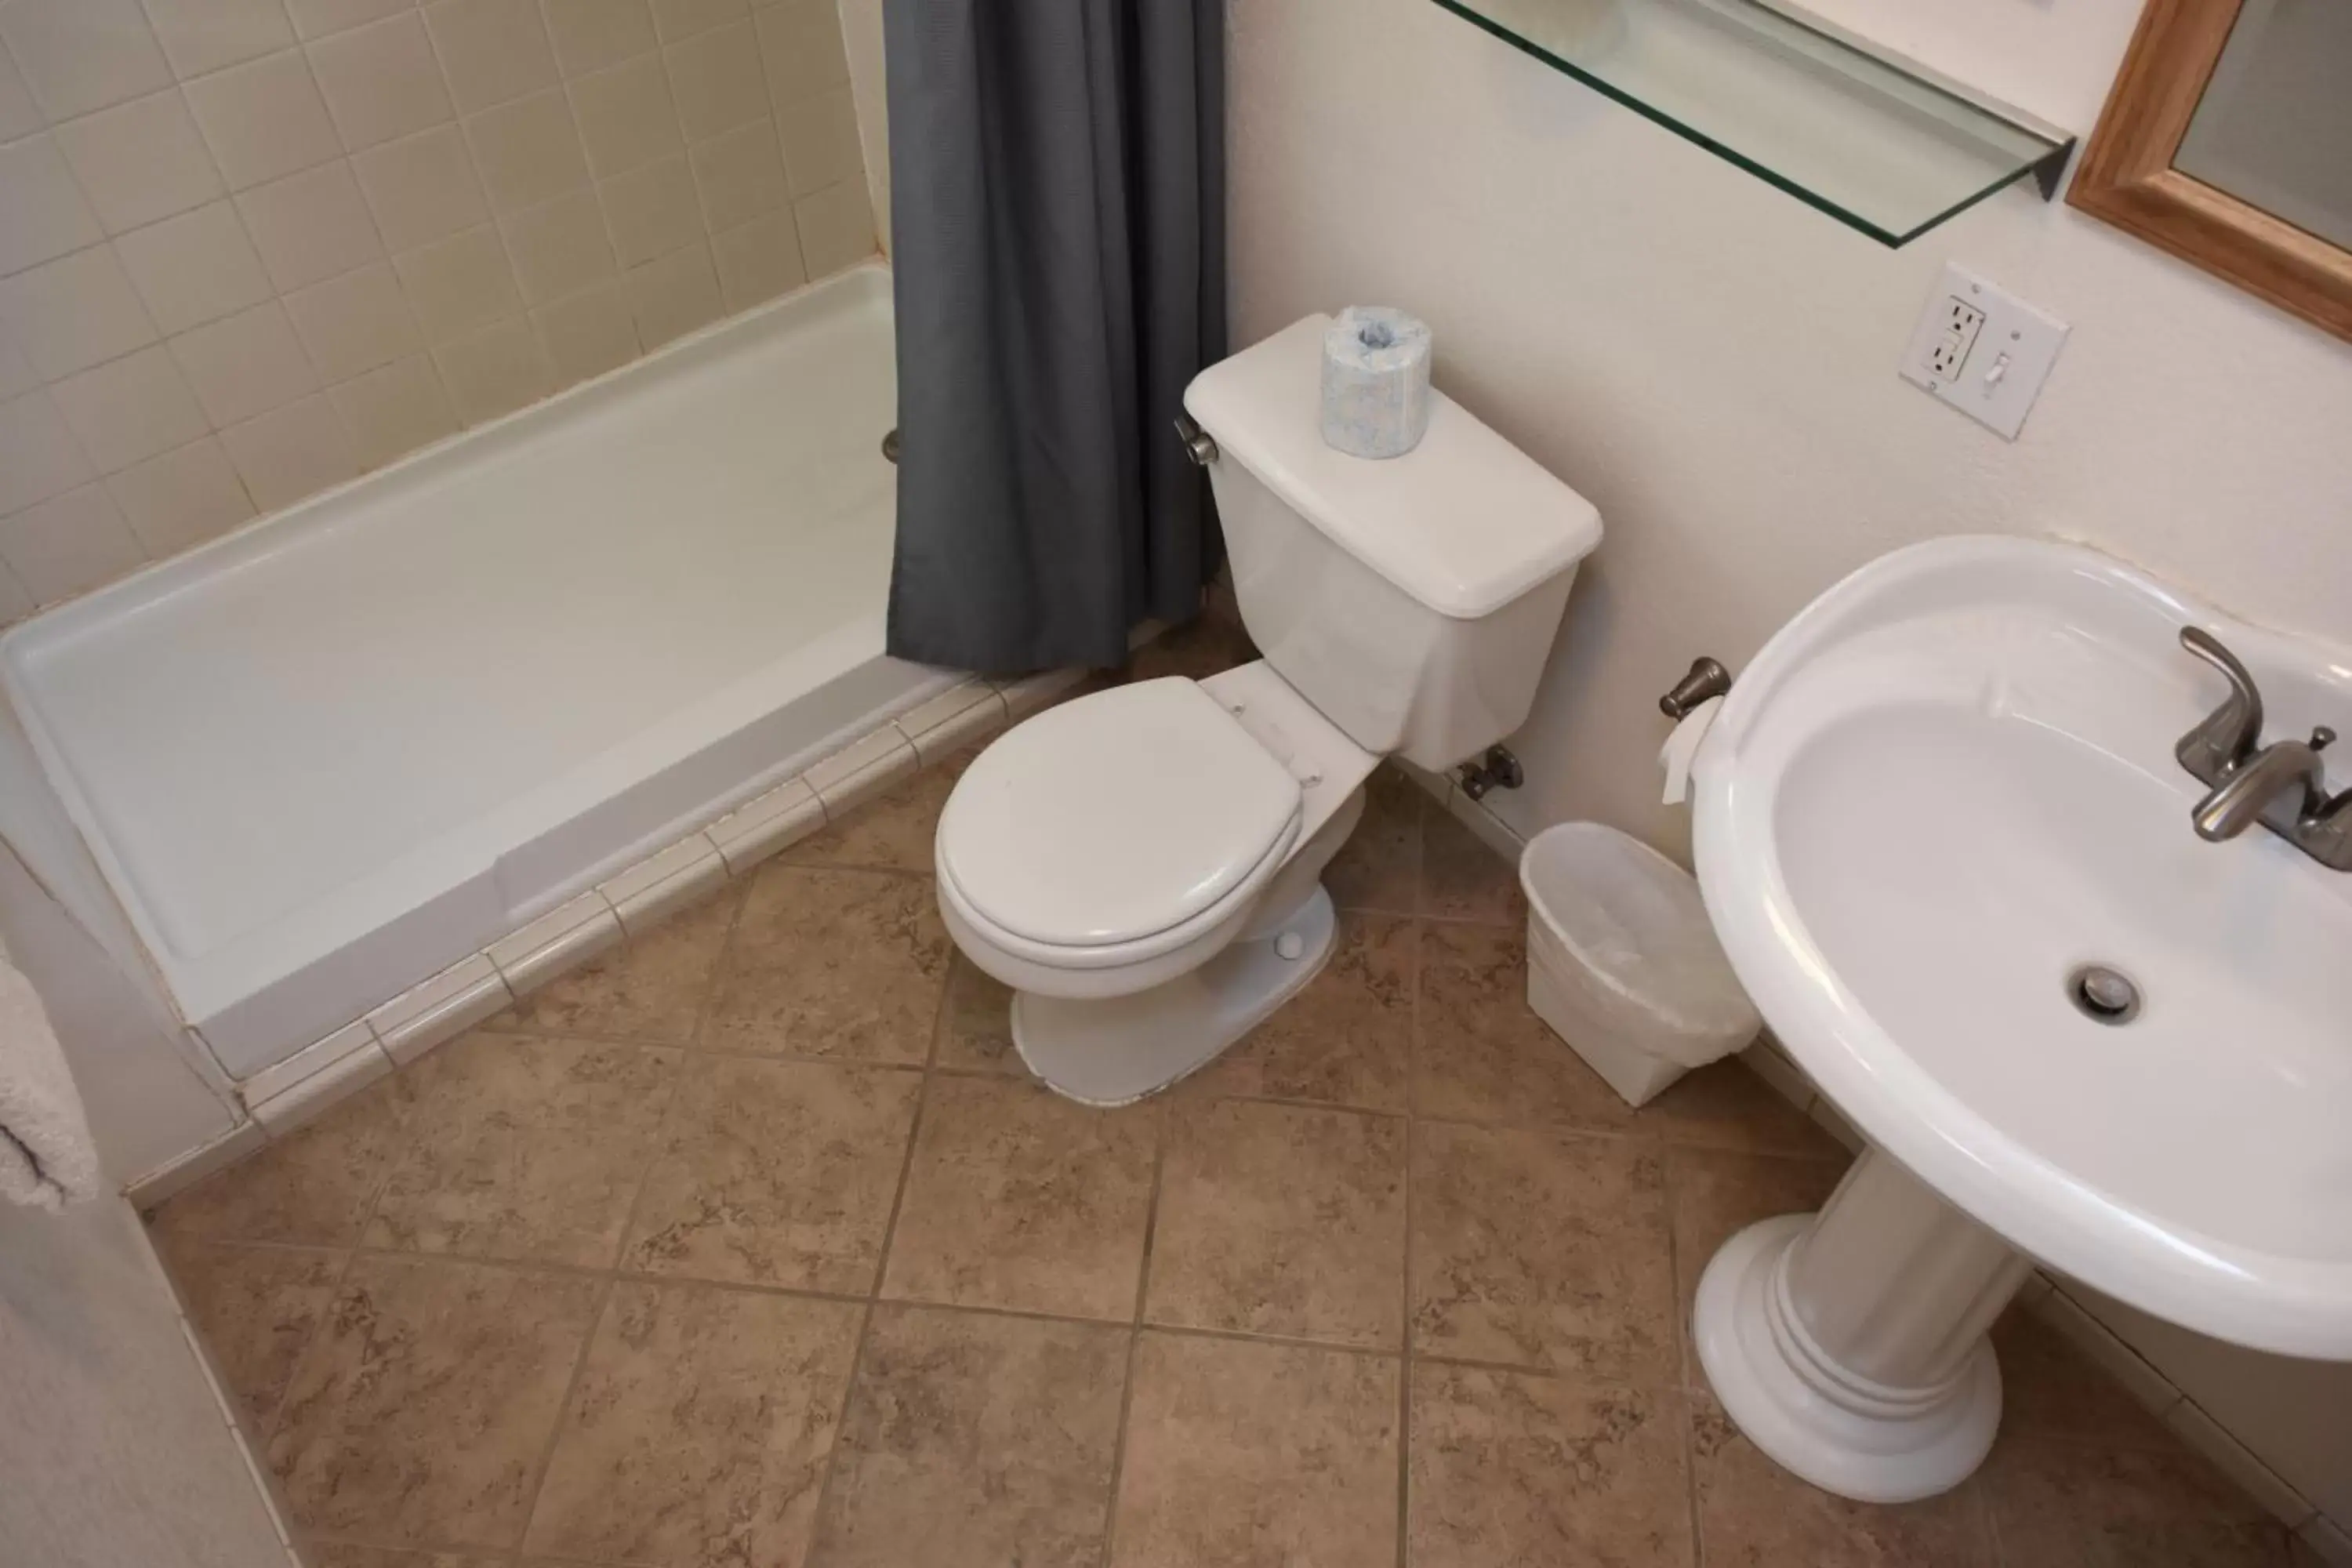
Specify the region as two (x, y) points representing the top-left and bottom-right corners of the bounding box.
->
(1, 263), (953, 1079)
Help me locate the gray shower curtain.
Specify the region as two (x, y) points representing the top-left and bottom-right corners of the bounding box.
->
(880, 0), (1225, 674)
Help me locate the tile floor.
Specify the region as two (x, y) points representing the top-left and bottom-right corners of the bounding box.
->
(150, 623), (2308, 1567)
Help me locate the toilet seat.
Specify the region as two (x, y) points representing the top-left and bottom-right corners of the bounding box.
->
(936, 678), (1305, 970)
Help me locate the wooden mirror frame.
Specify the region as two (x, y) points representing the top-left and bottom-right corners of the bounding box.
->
(2070, 0), (2352, 345)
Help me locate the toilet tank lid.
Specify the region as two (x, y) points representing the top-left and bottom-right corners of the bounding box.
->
(1183, 314), (1602, 620)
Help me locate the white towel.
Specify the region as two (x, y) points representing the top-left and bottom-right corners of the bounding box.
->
(0, 935), (100, 1209)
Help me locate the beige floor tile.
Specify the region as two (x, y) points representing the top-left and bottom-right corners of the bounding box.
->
(1123, 612), (1256, 683)
(1410, 1362), (1694, 1568)
(706, 863), (951, 1062)
(1108, 1331), (1398, 1568)
(808, 1304), (1128, 1568)
(623, 1055), (920, 1291)
(1692, 1396), (1991, 1566)
(1415, 921), (1638, 1135)
(159, 1239), (343, 1428)
(1980, 1434), (2289, 1568)
(1186, 912), (1411, 1112)
(1642, 1056), (1848, 1158)
(784, 746), (972, 873)
(492, 891), (735, 1044)
(883, 1076), (1156, 1320)
(1667, 1147), (1846, 1388)
(151, 1071), (415, 1247)
(524, 1279), (863, 1567)
(1145, 1099), (1405, 1348)
(311, 1548), (499, 1567)
(268, 1253), (603, 1550)
(1990, 1307), (2185, 1451)
(1323, 764), (1422, 916)
(365, 1030), (681, 1268)
(933, 952), (1020, 1074)
(1421, 805), (1525, 926)
(1412, 1120), (1675, 1382)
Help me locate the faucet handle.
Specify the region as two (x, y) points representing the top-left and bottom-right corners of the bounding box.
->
(2312, 726), (2337, 752)
(2177, 626), (2265, 777)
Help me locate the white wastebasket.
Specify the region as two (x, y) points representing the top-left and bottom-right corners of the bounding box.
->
(1518, 822), (1761, 1107)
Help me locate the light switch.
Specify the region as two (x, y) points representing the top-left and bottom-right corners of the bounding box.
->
(1899, 263), (2069, 441)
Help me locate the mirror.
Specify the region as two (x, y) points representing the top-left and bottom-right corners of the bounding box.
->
(2071, 0), (2352, 344)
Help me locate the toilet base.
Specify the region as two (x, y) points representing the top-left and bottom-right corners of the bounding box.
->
(1011, 886), (1338, 1106)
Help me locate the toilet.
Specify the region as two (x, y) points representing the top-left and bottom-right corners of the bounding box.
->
(935, 314), (1603, 1104)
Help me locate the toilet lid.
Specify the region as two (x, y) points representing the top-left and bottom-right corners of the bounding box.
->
(937, 677), (1303, 949)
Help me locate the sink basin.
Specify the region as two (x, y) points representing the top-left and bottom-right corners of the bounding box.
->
(1686, 535), (2352, 1502)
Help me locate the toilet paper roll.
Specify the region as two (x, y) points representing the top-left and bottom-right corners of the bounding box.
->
(1320, 307), (1432, 459)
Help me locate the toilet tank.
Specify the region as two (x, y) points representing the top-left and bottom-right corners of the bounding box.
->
(1183, 315), (1602, 771)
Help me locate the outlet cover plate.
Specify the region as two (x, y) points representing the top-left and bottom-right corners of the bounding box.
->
(1900, 263), (2069, 440)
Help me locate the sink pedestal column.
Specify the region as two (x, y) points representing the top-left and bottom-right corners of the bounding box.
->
(1693, 1145), (2032, 1503)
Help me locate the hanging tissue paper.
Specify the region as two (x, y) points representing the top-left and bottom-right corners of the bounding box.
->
(1321, 307), (1432, 459)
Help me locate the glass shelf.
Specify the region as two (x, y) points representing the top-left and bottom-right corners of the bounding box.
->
(1429, 0), (2074, 246)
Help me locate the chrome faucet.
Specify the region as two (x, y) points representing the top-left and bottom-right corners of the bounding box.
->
(2174, 626), (2352, 869)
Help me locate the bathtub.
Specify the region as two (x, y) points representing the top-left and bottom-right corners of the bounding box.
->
(1, 263), (956, 1080)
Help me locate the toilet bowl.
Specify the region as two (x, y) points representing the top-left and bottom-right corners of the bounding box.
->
(934, 314), (1605, 1104)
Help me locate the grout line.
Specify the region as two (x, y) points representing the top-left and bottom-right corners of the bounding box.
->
(797, 969), (947, 1558)
(1096, 1084), (1174, 1564)
(1657, 1131), (1710, 1568)
(1394, 904), (1423, 1568)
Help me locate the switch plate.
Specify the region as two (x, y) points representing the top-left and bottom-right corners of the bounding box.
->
(1899, 264), (2068, 440)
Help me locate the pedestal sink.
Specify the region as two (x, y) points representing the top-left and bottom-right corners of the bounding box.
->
(1688, 535), (2352, 1503)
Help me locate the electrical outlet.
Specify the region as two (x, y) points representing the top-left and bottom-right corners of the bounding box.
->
(1899, 264), (2069, 441)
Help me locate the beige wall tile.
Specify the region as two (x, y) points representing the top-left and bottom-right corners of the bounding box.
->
(544, 0), (655, 78)
(626, 240), (718, 347)
(710, 209), (801, 311)
(753, 0), (845, 111)
(571, 51), (681, 177)
(283, 260), (421, 380)
(651, 0), (745, 45)
(285, 0), (413, 41)
(107, 436), (254, 554)
(220, 392), (355, 510)
(0, 326), (38, 399)
(599, 155), (701, 267)
(49, 344), (209, 474)
(306, 9), (450, 150)
(425, 0), (558, 114)
(114, 201), (274, 334)
(534, 278), (637, 385)
(0, 482), (145, 602)
(0, 561), (31, 623)
(0, 244), (158, 379)
(0, 390), (93, 514)
(776, 83), (858, 198)
(235, 159), (384, 289)
(664, 19), (765, 143)
(142, 0), (295, 78)
(184, 49), (341, 191)
(0, 134), (104, 274)
(54, 89), (225, 234)
(465, 89), (590, 212)
(353, 124), (489, 251)
(393, 223), (520, 341)
(434, 314), (550, 423)
(688, 118), (786, 231)
(0, 0), (172, 121)
(330, 352), (455, 466)
(0, 30), (42, 140)
(169, 300), (320, 426)
(792, 176), (871, 278)
(503, 187), (615, 304)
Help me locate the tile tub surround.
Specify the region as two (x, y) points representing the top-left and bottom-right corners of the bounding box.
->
(147, 621), (2309, 1566)
(0, 0), (877, 625)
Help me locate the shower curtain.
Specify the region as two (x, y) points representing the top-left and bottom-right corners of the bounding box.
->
(880, 0), (1226, 674)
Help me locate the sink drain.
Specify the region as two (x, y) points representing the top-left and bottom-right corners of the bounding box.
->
(2066, 964), (2143, 1025)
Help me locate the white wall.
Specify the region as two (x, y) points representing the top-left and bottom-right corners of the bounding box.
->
(0, 700), (237, 1184)
(0, 1195), (289, 1567)
(1227, 0), (2352, 1530)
